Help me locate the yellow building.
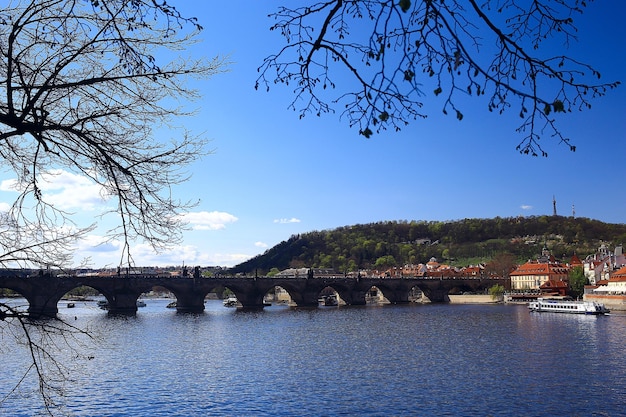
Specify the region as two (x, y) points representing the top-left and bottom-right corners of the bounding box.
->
(509, 261), (569, 290)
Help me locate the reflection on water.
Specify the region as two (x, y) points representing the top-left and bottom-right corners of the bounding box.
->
(2, 299), (626, 416)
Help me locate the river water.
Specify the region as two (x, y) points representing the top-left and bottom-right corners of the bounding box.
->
(1, 299), (625, 416)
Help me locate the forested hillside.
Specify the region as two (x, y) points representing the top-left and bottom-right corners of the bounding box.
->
(229, 216), (626, 274)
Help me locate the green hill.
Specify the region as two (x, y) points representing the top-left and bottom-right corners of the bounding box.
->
(228, 216), (626, 274)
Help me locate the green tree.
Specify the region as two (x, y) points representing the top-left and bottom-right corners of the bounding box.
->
(259, 1), (619, 156)
(267, 268), (281, 277)
(375, 255), (397, 270)
(489, 284), (505, 301)
(569, 266), (588, 299)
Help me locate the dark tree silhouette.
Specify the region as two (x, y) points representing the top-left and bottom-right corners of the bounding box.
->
(0, 1), (224, 413)
(0, 0), (226, 269)
(257, 0), (620, 156)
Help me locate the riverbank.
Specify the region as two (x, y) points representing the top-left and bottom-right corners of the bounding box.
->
(448, 294), (502, 304)
(584, 294), (626, 311)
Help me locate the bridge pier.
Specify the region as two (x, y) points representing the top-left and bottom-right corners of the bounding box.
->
(421, 288), (451, 303)
(27, 295), (59, 318)
(26, 283), (72, 318)
(343, 290), (367, 306)
(107, 291), (140, 315)
(288, 289), (321, 308)
(235, 290), (267, 309)
(383, 289), (411, 304)
(175, 292), (206, 313)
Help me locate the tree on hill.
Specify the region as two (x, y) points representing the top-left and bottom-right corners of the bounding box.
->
(258, 1), (620, 156)
(229, 217), (626, 274)
(0, 1), (223, 412)
(485, 253), (517, 279)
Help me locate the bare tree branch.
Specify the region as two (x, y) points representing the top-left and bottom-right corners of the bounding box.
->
(0, 1), (226, 412)
(257, 0), (620, 156)
(1, 0), (227, 268)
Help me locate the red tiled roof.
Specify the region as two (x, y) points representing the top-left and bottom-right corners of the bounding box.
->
(609, 266), (626, 282)
(612, 265), (626, 277)
(510, 261), (570, 277)
(540, 279), (568, 289)
(510, 262), (550, 275)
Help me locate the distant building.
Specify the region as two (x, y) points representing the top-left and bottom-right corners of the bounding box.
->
(583, 244), (626, 285)
(585, 264), (626, 310)
(590, 265), (626, 295)
(509, 248), (570, 290)
(274, 268), (342, 278)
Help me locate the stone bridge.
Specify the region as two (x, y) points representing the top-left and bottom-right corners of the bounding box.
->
(0, 272), (508, 317)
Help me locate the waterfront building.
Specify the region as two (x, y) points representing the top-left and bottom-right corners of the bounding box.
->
(590, 265), (626, 295)
(584, 264), (626, 311)
(509, 249), (570, 290)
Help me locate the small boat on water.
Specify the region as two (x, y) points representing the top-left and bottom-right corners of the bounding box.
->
(67, 302), (75, 308)
(136, 300), (147, 307)
(528, 298), (610, 315)
(223, 296), (238, 307)
(319, 294), (338, 306)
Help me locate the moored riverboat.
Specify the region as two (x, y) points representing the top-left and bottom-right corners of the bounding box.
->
(528, 298), (609, 315)
(223, 296), (238, 307)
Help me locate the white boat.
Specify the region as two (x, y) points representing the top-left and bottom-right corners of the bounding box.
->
(223, 296), (238, 307)
(136, 300), (147, 307)
(528, 298), (609, 315)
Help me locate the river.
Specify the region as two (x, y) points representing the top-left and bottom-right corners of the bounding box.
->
(1, 299), (625, 416)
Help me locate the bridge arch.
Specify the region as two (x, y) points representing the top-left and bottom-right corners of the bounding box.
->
(260, 282), (310, 308)
(72, 281), (152, 315)
(364, 286), (390, 304)
(0, 281), (31, 315)
(262, 285), (291, 306)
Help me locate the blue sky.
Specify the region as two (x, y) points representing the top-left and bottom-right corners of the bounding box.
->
(1, 1), (625, 268)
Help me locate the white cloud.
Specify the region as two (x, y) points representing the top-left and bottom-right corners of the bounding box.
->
(79, 241), (251, 268)
(40, 170), (109, 211)
(181, 211), (238, 230)
(255, 241), (268, 248)
(77, 235), (122, 253)
(273, 217), (301, 224)
(1, 169), (109, 211)
(0, 178), (19, 192)
(0, 201), (9, 212)
(208, 252), (251, 266)
(520, 205), (533, 211)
